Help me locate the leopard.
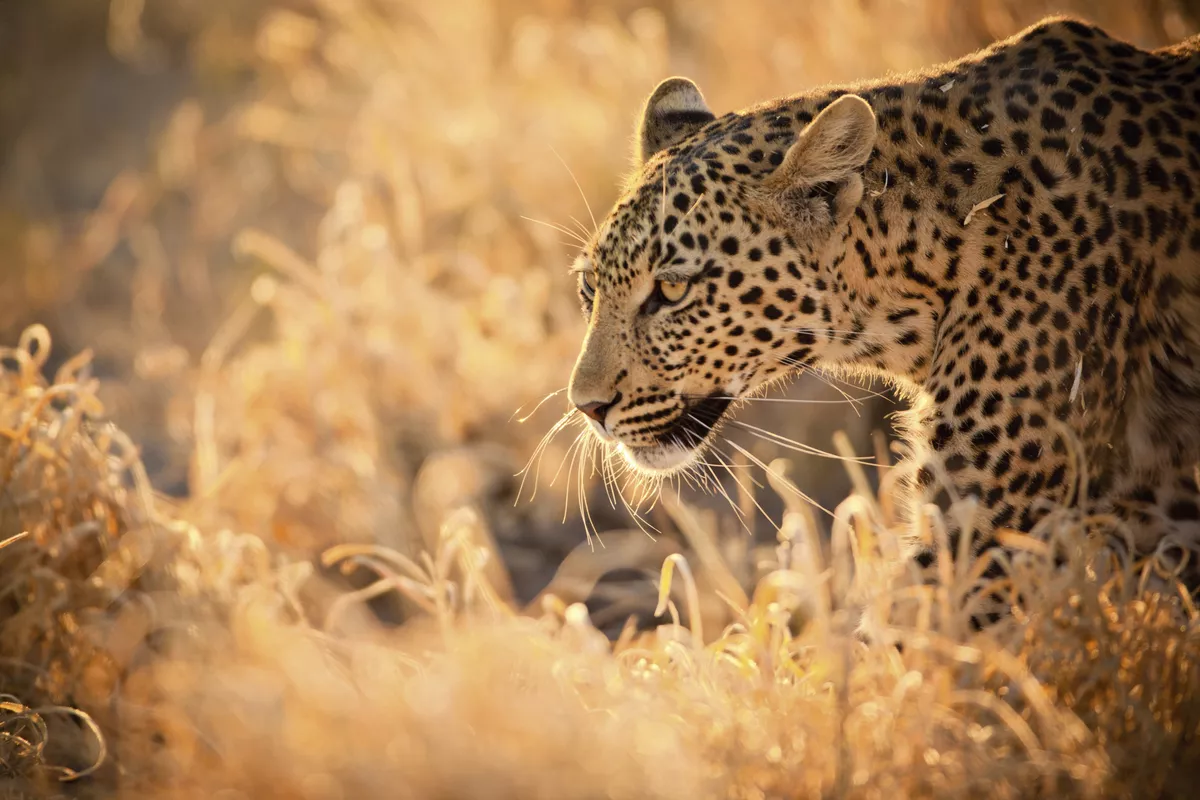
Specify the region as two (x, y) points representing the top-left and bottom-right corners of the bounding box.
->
(564, 15), (1200, 603)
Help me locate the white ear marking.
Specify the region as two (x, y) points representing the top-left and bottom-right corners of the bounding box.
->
(637, 77), (716, 164)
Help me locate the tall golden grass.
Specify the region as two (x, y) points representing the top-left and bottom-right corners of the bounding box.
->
(1, 0), (1200, 797)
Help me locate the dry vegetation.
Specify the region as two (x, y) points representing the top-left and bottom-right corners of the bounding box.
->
(3, 0), (1200, 797)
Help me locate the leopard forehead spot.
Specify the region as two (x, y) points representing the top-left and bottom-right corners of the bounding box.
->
(566, 15), (1200, 577)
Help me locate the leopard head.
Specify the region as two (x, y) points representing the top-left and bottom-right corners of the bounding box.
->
(568, 77), (877, 474)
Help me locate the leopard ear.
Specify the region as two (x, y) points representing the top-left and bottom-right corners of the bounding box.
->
(766, 94), (877, 188)
(763, 94), (877, 228)
(637, 77), (716, 165)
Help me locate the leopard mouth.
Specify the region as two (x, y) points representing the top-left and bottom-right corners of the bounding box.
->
(654, 393), (733, 449)
(617, 393), (733, 474)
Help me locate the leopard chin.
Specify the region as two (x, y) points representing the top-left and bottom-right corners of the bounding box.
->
(616, 441), (698, 474)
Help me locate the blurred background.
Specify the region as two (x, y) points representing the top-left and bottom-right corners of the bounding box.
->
(2, 0), (1198, 622)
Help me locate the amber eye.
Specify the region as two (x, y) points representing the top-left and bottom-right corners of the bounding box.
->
(658, 279), (690, 304)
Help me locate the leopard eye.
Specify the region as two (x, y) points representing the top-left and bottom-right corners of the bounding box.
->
(658, 279), (690, 304)
(579, 272), (596, 301)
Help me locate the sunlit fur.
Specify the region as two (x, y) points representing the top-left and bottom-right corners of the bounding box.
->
(559, 16), (1200, 582)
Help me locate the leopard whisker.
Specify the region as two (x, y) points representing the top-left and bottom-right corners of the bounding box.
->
(685, 393), (877, 406)
(678, 427), (744, 522)
(510, 386), (568, 423)
(643, 480), (665, 514)
(559, 428), (593, 526)
(728, 418), (878, 465)
(702, 434), (778, 529)
(721, 435), (834, 518)
(548, 143), (598, 233)
(770, 359), (867, 413)
(520, 215), (588, 245)
(680, 420), (765, 493)
(770, 359), (895, 412)
(624, 466), (656, 513)
(691, 459), (754, 469)
(627, 480), (666, 539)
(567, 213), (594, 243)
(811, 366), (893, 400)
(578, 437), (601, 548)
(683, 428), (754, 536)
(600, 446), (620, 510)
(515, 409), (579, 505)
(610, 455), (664, 539)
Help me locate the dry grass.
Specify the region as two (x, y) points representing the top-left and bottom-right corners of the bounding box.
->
(3, 319), (1199, 798)
(2, 0), (1200, 797)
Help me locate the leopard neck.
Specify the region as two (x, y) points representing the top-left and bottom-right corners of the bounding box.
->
(751, 76), (1005, 388)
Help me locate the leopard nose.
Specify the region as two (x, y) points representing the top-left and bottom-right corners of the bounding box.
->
(576, 392), (622, 425)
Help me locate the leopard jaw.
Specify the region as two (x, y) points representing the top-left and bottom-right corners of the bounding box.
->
(617, 441), (698, 474)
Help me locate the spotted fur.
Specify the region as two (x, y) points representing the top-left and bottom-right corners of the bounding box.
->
(568, 16), (1200, 578)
